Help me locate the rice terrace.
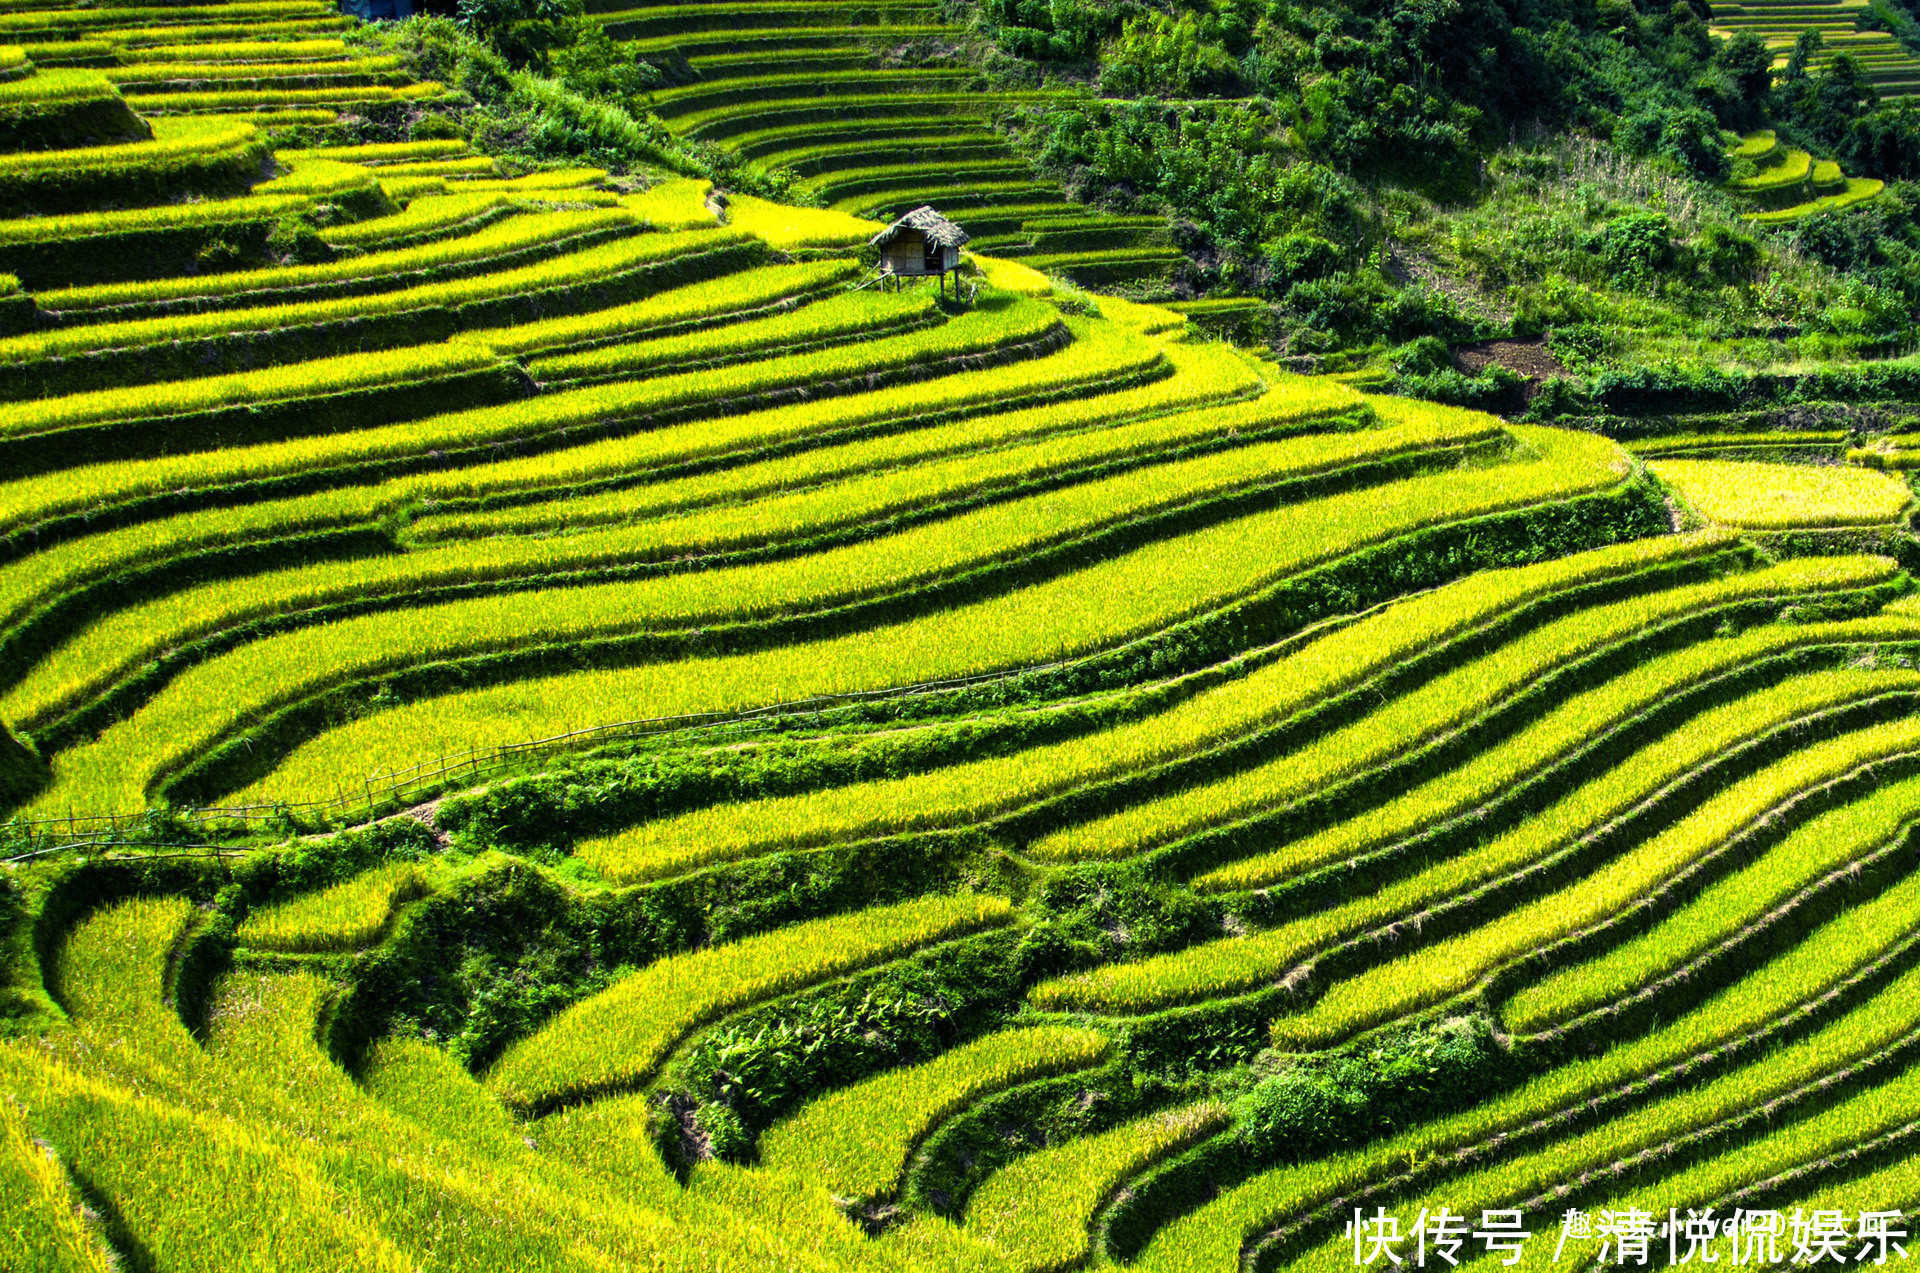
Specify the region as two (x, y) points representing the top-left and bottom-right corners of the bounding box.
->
(14, 0), (1920, 1264)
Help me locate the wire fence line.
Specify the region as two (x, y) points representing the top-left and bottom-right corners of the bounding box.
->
(0, 839), (246, 867)
(3, 581), (1399, 864)
(2, 658), (1079, 860)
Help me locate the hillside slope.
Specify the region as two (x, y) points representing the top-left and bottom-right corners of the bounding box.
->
(2, 2), (1920, 1271)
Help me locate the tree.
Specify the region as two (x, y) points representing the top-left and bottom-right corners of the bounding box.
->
(1717, 31), (1775, 105)
(1781, 28), (1821, 82)
(455, 0), (582, 71)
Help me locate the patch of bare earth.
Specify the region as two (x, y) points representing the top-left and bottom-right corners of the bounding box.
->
(1452, 336), (1567, 384)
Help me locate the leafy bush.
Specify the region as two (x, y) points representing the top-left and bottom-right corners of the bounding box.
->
(676, 990), (953, 1154)
(1235, 1015), (1510, 1160)
(1395, 363), (1523, 410)
(479, 71), (680, 172)
(981, 0), (1125, 61)
(457, 0), (580, 72)
(1587, 211), (1678, 288)
(1615, 106), (1729, 181)
(1098, 12), (1238, 98)
(1699, 224), (1760, 284)
(1263, 233), (1341, 289)
(1718, 31), (1776, 109)
(354, 15), (700, 178)
(1389, 335), (1452, 379)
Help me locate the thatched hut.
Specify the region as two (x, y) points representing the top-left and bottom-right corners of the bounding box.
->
(869, 205), (969, 292)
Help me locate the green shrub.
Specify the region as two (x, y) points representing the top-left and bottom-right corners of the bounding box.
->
(1236, 1015), (1510, 1161)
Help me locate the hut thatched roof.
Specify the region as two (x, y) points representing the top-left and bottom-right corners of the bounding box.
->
(869, 205), (970, 250)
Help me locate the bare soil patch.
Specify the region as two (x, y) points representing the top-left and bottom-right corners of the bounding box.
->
(1452, 336), (1566, 383)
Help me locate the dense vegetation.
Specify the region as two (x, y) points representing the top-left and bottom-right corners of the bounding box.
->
(3, 0), (1920, 1267)
(932, 0), (1920, 378)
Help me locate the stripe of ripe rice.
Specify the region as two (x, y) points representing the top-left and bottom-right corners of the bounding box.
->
(0, 485), (394, 636)
(234, 110), (341, 127)
(361, 157), (497, 178)
(45, 951), (632, 1273)
(1028, 555), (1902, 865)
(1623, 431), (1849, 456)
(253, 157), (379, 197)
(686, 1148), (983, 1271)
(0, 227), (736, 364)
(227, 428), (1634, 824)
(460, 167), (606, 192)
(1131, 869), (1920, 1273)
(5, 410), (1491, 734)
(0, 291), (1054, 536)
(56, 894), (195, 1023)
(48, 425), (1631, 816)
(1282, 965), (1920, 1273)
(360, 1036), (540, 1177)
(951, 1103), (1229, 1268)
(101, 55), (404, 83)
(725, 194), (882, 249)
(1733, 148), (1814, 189)
(0, 192), (311, 244)
(412, 346), (1300, 541)
(0, 2), (335, 30)
(0, 115), (257, 176)
(1270, 710), (1920, 1049)
(0, 67), (116, 103)
(103, 954), (728, 1272)
(119, 81), (445, 112)
(756, 1025), (1111, 1201)
(0, 1045), (421, 1273)
(1097, 294), (1190, 334)
(271, 138), (467, 163)
(487, 894), (1013, 1113)
(1505, 767), (1920, 1031)
(529, 1092), (690, 1207)
(216, 958), (729, 1268)
(497, 288), (1056, 392)
(973, 252), (1054, 296)
(0, 341), (501, 441)
(319, 192), (511, 249)
(1789, 1136), (1920, 1214)
(234, 862), (431, 953)
(618, 177), (717, 231)
(1649, 457), (1913, 529)
(1195, 609), (1920, 896)
(52, 21), (349, 42)
(1745, 178), (1884, 225)
(409, 312), (1176, 502)
(527, 286), (938, 382)
(0, 1090), (112, 1273)
(1035, 660), (1920, 1015)
(1853, 448), (1920, 471)
(34, 207), (636, 311)
(1582, 1060), (1920, 1233)
(454, 258), (861, 357)
(562, 533), (1738, 882)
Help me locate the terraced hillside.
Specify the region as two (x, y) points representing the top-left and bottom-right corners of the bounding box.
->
(1710, 0), (1920, 99)
(7, 2), (1920, 1271)
(611, 5), (1186, 287)
(1725, 129), (1885, 222)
